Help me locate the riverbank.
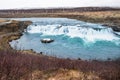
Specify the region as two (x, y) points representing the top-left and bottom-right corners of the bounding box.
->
(2, 49), (120, 80)
(0, 19), (32, 50)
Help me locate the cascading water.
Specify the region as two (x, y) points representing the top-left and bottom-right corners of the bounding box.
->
(10, 18), (120, 60)
(27, 24), (119, 43)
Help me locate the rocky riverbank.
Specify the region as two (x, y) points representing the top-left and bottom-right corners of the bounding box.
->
(0, 19), (32, 50)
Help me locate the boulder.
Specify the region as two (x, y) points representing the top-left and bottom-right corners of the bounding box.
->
(41, 38), (54, 43)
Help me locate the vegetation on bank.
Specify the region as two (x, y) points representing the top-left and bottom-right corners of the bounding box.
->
(0, 49), (120, 80)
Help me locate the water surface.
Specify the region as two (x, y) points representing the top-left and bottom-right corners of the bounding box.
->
(10, 18), (120, 60)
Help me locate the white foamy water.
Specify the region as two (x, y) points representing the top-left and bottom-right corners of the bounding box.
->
(27, 24), (120, 42)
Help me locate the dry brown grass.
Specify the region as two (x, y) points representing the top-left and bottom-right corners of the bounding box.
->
(73, 11), (120, 18)
(31, 69), (101, 80)
(1, 10), (120, 19)
(0, 49), (120, 80)
(0, 19), (7, 23)
(32, 69), (101, 80)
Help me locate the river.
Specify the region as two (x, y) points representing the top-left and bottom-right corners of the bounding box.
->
(9, 18), (120, 60)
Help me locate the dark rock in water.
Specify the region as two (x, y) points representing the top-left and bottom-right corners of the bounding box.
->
(93, 28), (102, 31)
(102, 24), (109, 26)
(78, 58), (81, 60)
(35, 24), (37, 26)
(40, 52), (43, 54)
(41, 38), (54, 43)
(107, 58), (111, 61)
(114, 32), (120, 36)
(102, 24), (120, 32)
(57, 25), (62, 28)
(111, 26), (120, 32)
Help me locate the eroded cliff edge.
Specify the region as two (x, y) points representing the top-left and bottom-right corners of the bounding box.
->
(0, 20), (32, 50)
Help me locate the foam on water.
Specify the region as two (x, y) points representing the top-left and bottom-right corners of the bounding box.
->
(27, 24), (120, 43)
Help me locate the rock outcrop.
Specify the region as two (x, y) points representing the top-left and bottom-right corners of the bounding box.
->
(41, 38), (54, 43)
(0, 20), (32, 33)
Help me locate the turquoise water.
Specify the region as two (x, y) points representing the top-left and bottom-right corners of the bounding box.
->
(10, 18), (120, 60)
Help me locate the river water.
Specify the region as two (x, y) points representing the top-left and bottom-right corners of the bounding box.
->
(10, 18), (120, 60)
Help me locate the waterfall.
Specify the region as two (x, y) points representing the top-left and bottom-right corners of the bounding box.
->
(27, 24), (120, 42)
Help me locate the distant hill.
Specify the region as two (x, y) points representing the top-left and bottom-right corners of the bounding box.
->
(0, 7), (120, 13)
